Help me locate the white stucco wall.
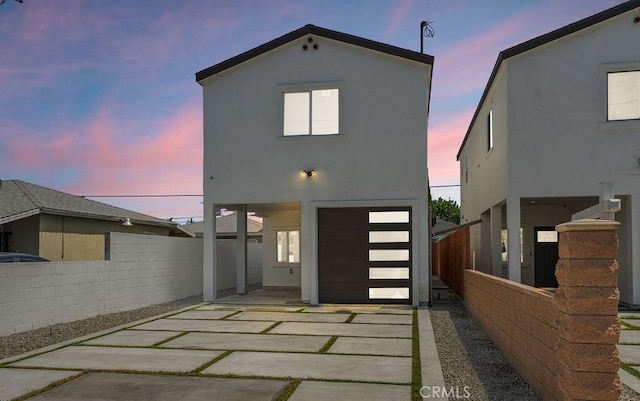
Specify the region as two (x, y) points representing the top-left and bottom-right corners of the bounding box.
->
(215, 240), (263, 290)
(201, 32), (431, 305)
(261, 210), (302, 287)
(202, 37), (429, 205)
(0, 233), (203, 336)
(459, 9), (640, 301)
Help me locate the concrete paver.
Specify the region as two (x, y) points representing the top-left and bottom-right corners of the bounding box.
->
(165, 310), (235, 320)
(351, 314), (412, 325)
(4, 299), (451, 401)
(10, 346), (222, 373)
(24, 372), (290, 401)
(418, 308), (447, 401)
(327, 337), (412, 357)
(161, 332), (331, 352)
(227, 311), (350, 323)
(270, 322), (412, 338)
(622, 319), (640, 329)
(288, 380), (411, 401)
(620, 329), (640, 344)
(303, 305), (412, 315)
(132, 318), (274, 333)
(203, 351), (412, 384)
(196, 305), (304, 312)
(81, 330), (179, 347)
(0, 368), (80, 401)
(619, 344), (640, 365)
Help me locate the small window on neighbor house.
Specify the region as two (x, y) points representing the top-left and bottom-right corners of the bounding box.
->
(464, 155), (469, 183)
(608, 71), (640, 121)
(487, 109), (493, 151)
(284, 89), (339, 136)
(276, 230), (300, 263)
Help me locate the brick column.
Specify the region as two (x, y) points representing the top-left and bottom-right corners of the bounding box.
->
(554, 219), (621, 401)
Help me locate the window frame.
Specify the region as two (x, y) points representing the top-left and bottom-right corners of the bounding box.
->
(275, 228), (301, 266)
(600, 62), (640, 128)
(278, 81), (344, 138)
(607, 70), (640, 122)
(487, 109), (494, 151)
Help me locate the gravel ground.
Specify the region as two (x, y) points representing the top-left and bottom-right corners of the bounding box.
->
(430, 285), (640, 401)
(0, 295), (202, 360)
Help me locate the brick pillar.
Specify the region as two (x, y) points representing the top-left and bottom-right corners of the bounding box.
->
(554, 219), (621, 401)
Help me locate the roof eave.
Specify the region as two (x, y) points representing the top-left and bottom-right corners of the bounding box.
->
(456, 0), (640, 160)
(39, 208), (177, 229)
(196, 24), (434, 84)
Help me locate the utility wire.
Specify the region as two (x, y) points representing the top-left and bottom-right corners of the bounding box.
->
(83, 194), (203, 198)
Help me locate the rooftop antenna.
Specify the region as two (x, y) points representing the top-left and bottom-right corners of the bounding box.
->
(420, 20), (435, 54)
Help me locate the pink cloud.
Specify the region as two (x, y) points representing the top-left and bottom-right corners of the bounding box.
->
(2, 99), (203, 206)
(427, 108), (475, 182)
(383, 0), (415, 38)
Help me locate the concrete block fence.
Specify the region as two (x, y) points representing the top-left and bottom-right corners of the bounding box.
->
(0, 233), (204, 336)
(465, 219), (621, 401)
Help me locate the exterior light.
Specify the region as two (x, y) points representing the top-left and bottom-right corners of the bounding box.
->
(122, 217), (133, 226)
(303, 169), (315, 177)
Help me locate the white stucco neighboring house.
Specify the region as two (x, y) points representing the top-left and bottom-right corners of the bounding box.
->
(457, 1), (640, 304)
(196, 25), (434, 306)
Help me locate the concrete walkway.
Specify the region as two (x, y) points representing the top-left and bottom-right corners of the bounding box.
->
(0, 302), (446, 401)
(618, 312), (640, 394)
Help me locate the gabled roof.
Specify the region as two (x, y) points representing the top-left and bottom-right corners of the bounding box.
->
(456, 0), (640, 159)
(196, 24), (434, 83)
(180, 213), (263, 237)
(0, 179), (176, 228)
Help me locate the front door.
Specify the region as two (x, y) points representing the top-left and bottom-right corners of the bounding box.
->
(317, 207), (412, 304)
(534, 227), (559, 287)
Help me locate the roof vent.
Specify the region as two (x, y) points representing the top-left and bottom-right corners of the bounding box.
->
(634, 15), (640, 24)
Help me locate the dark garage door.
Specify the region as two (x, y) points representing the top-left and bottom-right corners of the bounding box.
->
(318, 207), (412, 304)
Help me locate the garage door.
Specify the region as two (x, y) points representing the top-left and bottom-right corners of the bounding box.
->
(318, 207), (412, 304)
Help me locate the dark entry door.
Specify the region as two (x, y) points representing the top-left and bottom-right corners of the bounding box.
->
(318, 207), (412, 304)
(534, 226), (559, 287)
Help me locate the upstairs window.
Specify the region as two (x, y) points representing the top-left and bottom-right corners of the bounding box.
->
(487, 109), (493, 151)
(284, 89), (339, 136)
(608, 71), (640, 121)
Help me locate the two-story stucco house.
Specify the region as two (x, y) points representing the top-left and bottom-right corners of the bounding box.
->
(457, 1), (640, 305)
(196, 25), (433, 306)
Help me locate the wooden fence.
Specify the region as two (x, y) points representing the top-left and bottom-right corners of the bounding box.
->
(432, 224), (470, 298)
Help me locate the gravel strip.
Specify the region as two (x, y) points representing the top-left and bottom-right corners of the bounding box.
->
(430, 285), (640, 401)
(0, 296), (202, 360)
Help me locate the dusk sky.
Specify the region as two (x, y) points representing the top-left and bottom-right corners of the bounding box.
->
(0, 0), (625, 223)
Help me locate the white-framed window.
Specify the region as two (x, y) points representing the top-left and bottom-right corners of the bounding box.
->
(283, 89), (339, 136)
(276, 230), (300, 263)
(608, 71), (640, 121)
(487, 109), (493, 151)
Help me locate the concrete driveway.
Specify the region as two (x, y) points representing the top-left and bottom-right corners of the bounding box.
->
(0, 303), (445, 401)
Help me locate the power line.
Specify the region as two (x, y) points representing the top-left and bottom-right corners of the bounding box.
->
(83, 194), (203, 198)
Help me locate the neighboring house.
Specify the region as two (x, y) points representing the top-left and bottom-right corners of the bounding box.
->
(457, 1), (640, 304)
(431, 218), (459, 241)
(0, 180), (190, 261)
(181, 213), (263, 242)
(197, 24), (433, 305)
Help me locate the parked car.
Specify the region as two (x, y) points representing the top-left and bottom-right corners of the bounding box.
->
(0, 252), (50, 263)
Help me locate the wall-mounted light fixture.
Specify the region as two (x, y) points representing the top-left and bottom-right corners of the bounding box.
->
(303, 169), (315, 178)
(121, 217), (133, 227)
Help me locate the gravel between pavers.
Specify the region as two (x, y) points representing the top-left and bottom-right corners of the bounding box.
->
(430, 286), (640, 401)
(0, 296), (202, 360)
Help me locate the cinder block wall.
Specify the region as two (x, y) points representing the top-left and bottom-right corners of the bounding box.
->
(0, 233), (203, 336)
(215, 240), (263, 290)
(464, 270), (561, 401)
